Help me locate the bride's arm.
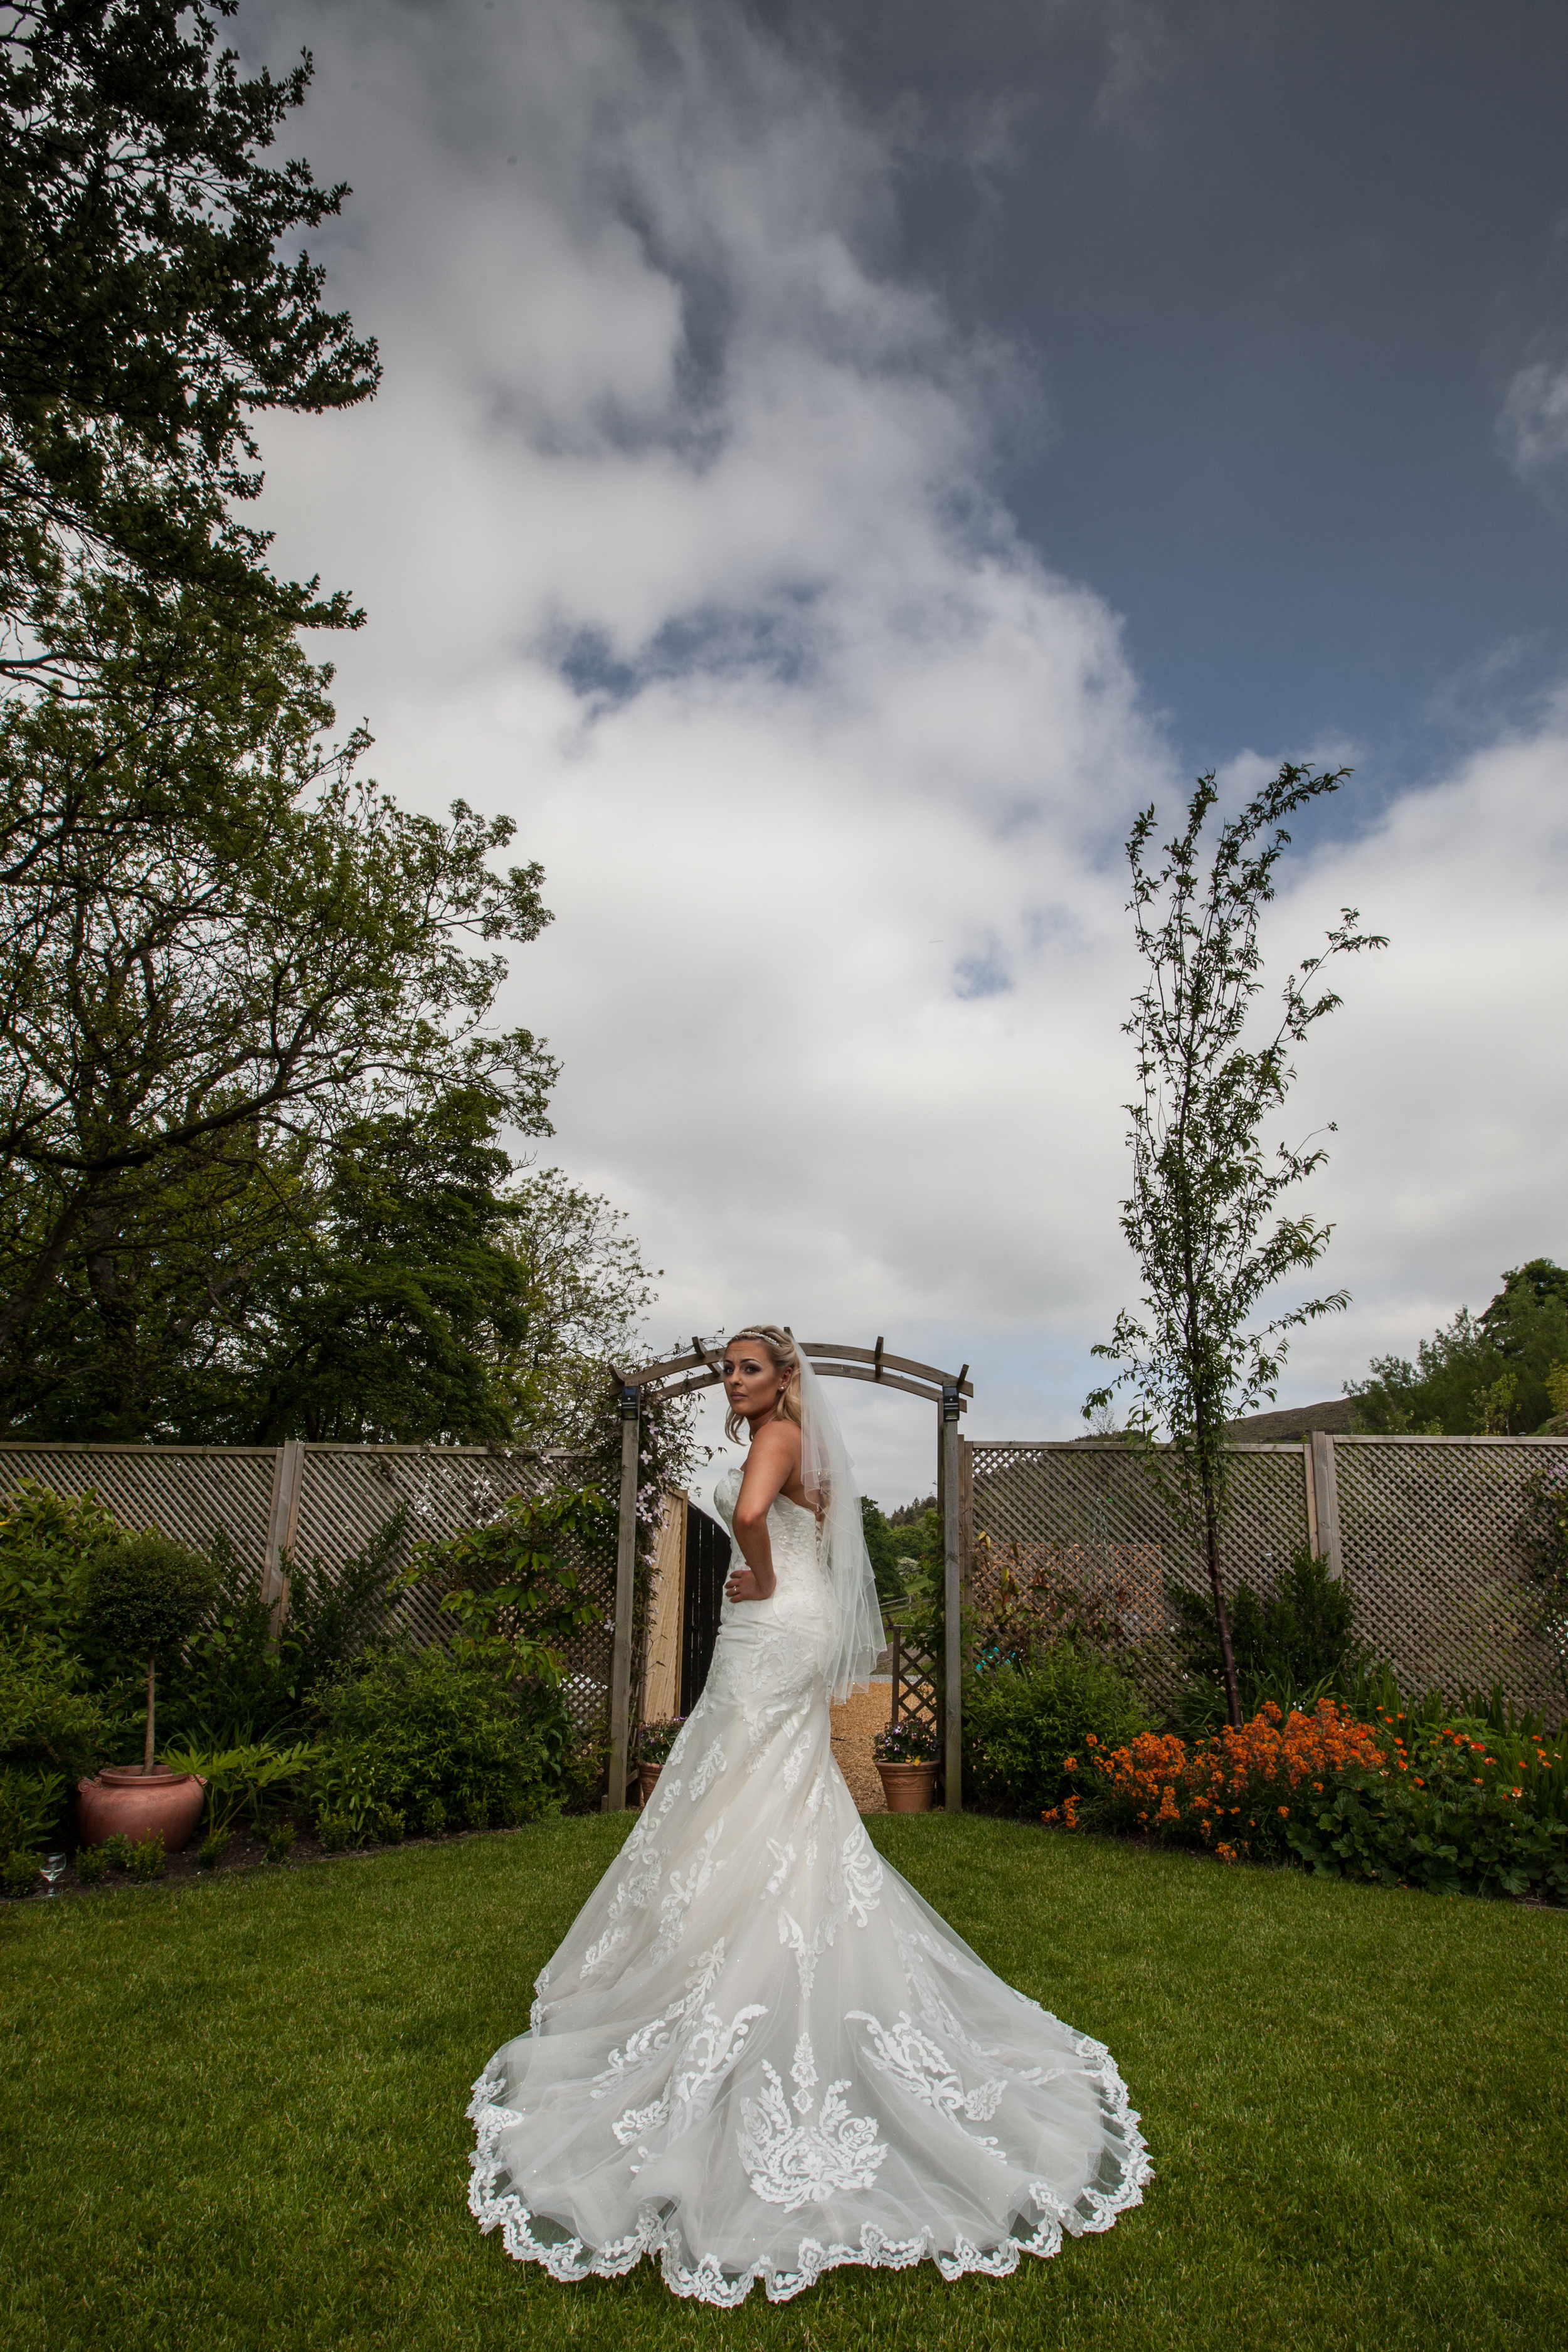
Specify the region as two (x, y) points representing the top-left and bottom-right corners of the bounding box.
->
(725, 1422), (798, 1601)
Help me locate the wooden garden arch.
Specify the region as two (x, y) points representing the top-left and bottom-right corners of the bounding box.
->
(605, 1338), (973, 1812)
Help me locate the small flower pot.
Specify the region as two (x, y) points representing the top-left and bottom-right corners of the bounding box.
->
(77, 1766), (206, 1854)
(876, 1760), (939, 1813)
(637, 1762), (663, 1806)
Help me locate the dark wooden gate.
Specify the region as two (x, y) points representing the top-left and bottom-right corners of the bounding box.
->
(679, 1500), (730, 1715)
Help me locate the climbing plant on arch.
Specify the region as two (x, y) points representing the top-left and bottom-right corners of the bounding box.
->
(605, 1338), (973, 1812)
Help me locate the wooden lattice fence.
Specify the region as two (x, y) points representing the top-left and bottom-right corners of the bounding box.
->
(929, 1434), (1568, 1722)
(0, 1440), (617, 1735)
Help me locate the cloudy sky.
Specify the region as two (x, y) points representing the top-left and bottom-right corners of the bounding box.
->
(246, 0), (1568, 1503)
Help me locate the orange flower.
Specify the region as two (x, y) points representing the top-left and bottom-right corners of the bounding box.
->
(1277, 1805), (1289, 1816)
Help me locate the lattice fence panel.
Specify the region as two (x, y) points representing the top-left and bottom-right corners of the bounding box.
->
(0, 1443), (278, 1565)
(963, 1441), (1310, 1711)
(1332, 1438), (1566, 1715)
(887, 1624), (940, 1744)
(0, 1441), (616, 1739)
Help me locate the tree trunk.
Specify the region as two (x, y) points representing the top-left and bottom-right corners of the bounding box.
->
(142, 1653), (156, 1772)
(1204, 1486), (1243, 1730)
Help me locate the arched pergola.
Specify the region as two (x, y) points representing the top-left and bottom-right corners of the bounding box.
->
(605, 1338), (973, 1813)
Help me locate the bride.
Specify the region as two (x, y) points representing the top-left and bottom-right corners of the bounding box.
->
(468, 1324), (1150, 2304)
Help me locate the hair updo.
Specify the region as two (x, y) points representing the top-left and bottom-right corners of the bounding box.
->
(723, 1323), (803, 1444)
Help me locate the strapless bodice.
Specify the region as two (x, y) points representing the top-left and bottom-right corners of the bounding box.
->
(711, 1464), (830, 1626)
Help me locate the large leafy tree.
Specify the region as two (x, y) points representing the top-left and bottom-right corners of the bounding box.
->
(0, 593), (555, 1421)
(1347, 1259), (1568, 1436)
(1087, 765), (1385, 1727)
(0, 0), (377, 668)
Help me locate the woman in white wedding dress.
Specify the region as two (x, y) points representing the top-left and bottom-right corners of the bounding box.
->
(468, 1325), (1150, 2305)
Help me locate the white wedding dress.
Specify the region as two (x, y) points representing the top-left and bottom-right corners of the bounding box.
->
(468, 1466), (1151, 2304)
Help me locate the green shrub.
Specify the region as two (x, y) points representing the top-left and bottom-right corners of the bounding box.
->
(0, 1764), (66, 1854)
(156, 1516), (408, 1752)
(263, 1823), (297, 1865)
(1167, 1545), (1370, 1729)
(418, 1796), (447, 1836)
(1285, 1712), (1568, 1901)
(963, 1642), (1147, 1818)
(0, 1479), (125, 1651)
(2, 1848), (40, 1895)
(315, 1809), (354, 1851)
(309, 1648), (560, 1839)
(157, 1739), (317, 1841)
(75, 1844), (109, 1887)
(0, 1638), (111, 1785)
(126, 1832), (166, 1881)
(196, 1828), (230, 1871)
(100, 1833), (134, 1870)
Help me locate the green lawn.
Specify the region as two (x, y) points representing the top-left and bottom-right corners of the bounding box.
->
(1, 1815), (1563, 2352)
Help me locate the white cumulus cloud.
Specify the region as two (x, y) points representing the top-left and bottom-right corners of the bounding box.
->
(245, 0), (1568, 1501)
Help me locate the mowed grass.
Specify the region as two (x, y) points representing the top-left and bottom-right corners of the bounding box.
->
(1, 1815), (1564, 2352)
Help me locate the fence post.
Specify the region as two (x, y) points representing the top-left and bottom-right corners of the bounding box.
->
(1310, 1431), (1343, 1579)
(605, 1386), (641, 1811)
(261, 1440), (304, 1640)
(941, 1387), (963, 1813)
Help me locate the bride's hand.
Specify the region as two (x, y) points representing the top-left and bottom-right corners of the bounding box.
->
(725, 1567), (771, 1602)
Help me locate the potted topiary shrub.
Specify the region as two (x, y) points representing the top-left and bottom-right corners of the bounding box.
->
(75, 1534), (217, 1853)
(873, 1717), (940, 1811)
(635, 1717), (685, 1804)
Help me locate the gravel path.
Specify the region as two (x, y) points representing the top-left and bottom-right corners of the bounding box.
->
(830, 1678), (894, 1813)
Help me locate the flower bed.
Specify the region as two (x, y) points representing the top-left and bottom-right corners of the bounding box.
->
(1073, 1698), (1568, 1901)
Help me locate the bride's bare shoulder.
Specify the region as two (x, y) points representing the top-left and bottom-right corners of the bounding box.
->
(746, 1417), (801, 1468)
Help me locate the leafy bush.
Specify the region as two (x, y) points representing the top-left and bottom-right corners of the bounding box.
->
(963, 1643), (1147, 1818)
(0, 1479), (125, 1651)
(309, 1648), (559, 1841)
(405, 1487), (612, 1682)
(196, 1828), (230, 1871)
(75, 1844), (109, 1887)
(1516, 1463), (1568, 1710)
(126, 1831), (166, 1881)
(264, 1823), (297, 1865)
(157, 1739), (317, 1840)
(0, 1638), (110, 1786)
(0, 1765), (66, 1855)
(1167, 1546), (1368, 1729)
(154, 1516), (408, 1753)
(82, 1534), (218, 1767)
(2, 1848), (40, 1896)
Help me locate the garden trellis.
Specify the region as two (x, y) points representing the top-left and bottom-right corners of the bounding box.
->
(610, 1340), (973, 1811)
(954, 1432), (1568, 1723)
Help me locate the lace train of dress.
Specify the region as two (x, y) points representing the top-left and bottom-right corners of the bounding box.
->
(468, 1468), (1152, 2304)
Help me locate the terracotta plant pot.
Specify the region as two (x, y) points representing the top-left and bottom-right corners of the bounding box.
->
(876, 1760), (939, 1814)
(77, 1766), (206, 1853)
(637, 1762), (663, 1806)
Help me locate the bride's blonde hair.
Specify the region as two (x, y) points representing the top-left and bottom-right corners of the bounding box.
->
(723, 1324), (803, 1443)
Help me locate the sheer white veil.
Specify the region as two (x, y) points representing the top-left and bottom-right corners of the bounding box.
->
(792, 1340), (886, 1702)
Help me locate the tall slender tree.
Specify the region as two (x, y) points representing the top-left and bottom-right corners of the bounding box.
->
(1087, 764), (1385, 1727)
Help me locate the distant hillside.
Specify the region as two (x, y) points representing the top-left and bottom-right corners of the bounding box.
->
(1224, 1398), (1359, 1441)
